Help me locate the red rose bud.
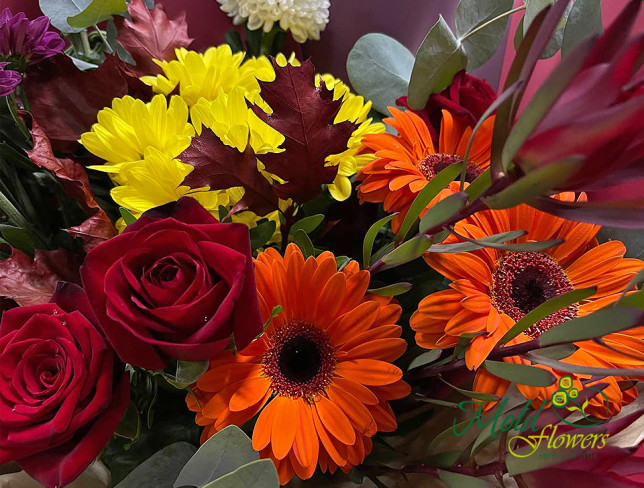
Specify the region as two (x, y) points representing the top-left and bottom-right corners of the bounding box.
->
(396, 70), (497, 139)
(81, 197), (263, 370)
(514, 0), (644, 227)
(0, 282), (130, 488)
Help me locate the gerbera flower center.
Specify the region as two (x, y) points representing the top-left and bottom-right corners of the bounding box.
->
(261, 321), (337, 401)
(417, 153), (482, 182)
(491, 252), (577, 338)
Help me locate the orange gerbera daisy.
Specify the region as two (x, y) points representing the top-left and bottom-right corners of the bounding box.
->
(356, 107), (494, 233)
(187, 244), (410, 484)
(410, 193), (644, 417)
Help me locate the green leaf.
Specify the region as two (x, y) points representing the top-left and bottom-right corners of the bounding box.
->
(484, 158), (584, 209)
(408, 350), (442, 370)
(484, 360), (556, 387)
(415, 397), (460, 408)
(539, 299), (644, 346)
(0, 225), (35, 255)
(119, 207), (137, 226)
(347, 33), (415, 115)
(531, 343), (577, 360)
(396, 163), (463, 243)
(425, 451), (461, 467)
(363, 214), (396, 269)
(367, 282), (412, 296)
(290, 214), (324, 235)
(39, 0), (92, 33)
(438, 469), (489, 488)
(419, 192), (468, 234)
(616, 267), (644, 304)
(381, 235), (432, 269)
(524, 0), (572, 59)
(455, 0), (515, 70)
(428, 230), (526, 253)
(174, 426), (259, 488)
(471, 402), (530, 458)
(67, 0), (128, 28)
(335, 255), (351, 270)
(527, 353), (644, 377)
(464, 168), (492, 200)
(500, 287), (596, 344)
(204, 459), (279, 488)
(115, 442), (197, 488)
(439, 376), (500, 402)
(174, 361), (209, 386)
(249, 220), (276, 250)
(561, 0), (602, 57)
(407, 16), (467, 109)
(292, 229), (315, 259)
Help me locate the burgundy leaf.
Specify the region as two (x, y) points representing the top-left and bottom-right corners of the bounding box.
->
(181, 128), (279, 215)
(27, 117), (117, 249)
(115, 0), (193, 76)
(252, 59), (357, 203)
(22, 54), (129, 149)
(0, 248), (82, 306)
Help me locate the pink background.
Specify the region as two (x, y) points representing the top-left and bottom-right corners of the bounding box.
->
(5, 0), (643, 93)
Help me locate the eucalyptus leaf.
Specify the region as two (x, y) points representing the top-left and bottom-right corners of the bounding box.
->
(115, 442), (197, 488)
(484, 360), (556, 387)
(367, 282), (412, 296)
(174, 426), (259, 488)
(203, 459), (279, 488)
(381, 235), (432, 268)
(407, 15), (467, 109)
(249, 220), (276, 250)
(419, 192), (468, 234)
(561, 0), (602, 57)
(67, 0), (128, 28)
(292, 229), (315, 258)
(523, 0), (572, 58)
(347, 33), (415, 114)
(290, 214), (324, 235)
(175, 361), (209, 386)
(456, 0), (514, 69)
(39, 0), (92, 33)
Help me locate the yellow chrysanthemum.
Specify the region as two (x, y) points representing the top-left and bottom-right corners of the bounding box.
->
(111, 148), (230, 220)
(140, 46), (274, 109)
(190, 87), (284, 155)
(81, 95), (194, 169)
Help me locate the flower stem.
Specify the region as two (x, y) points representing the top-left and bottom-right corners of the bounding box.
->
(80, 29), (92, 56)
(93, 25), (113, 54)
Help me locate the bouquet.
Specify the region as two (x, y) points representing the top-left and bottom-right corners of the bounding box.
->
(0, 0), (643, 487)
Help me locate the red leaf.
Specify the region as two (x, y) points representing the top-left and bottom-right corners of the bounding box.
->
(116, 0), (193, 76)
(22, 54), (130, 149)
(26, 117), (117, 249)
(252, 59), (357, 203)
(181, 129), (279, 215)
(0, 248), (82, 306)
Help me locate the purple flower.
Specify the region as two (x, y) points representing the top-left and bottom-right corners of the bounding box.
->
(0, 8), (65, 70)
(0, 62), (20, 96)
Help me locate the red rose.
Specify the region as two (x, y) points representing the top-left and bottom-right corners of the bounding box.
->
(0, 282), (130, 488)
(396, 70), (497, 139)
(81, 197), (263, 370)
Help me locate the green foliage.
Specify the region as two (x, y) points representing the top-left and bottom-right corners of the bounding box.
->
(39, 0), (92, 33)
(174, 361), (209, 387)
(367, 282), (412, 296)
(292, 229), (315, 258)
(484, 360), (556, 387)
(346, 33), (415, 114)
(290, 214), (324, 235)
(562, 0), (603, 57)
(419, 192), (468, 234)
(174, 426), (278, 488)
(381, 235), (432, 269)
(249, 220), (276, 250)
(363, 214), (396, 269)
(115, 442), (197, 488)
(67, 0), (128, 28)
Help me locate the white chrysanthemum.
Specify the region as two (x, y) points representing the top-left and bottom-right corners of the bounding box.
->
(217, 0), (330, 43)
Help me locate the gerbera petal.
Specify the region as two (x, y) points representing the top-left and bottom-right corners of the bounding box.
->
(336, 359), (402, 386)
(315, 395), (356, 445)
(271, 396), (300, 460)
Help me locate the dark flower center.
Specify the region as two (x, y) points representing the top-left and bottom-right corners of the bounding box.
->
(262, 321), (337, 401)
(418, 153), (482, 182)
(492, 252), (577, 338)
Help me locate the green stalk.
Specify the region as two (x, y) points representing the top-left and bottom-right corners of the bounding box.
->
(461, 5), (526, 42)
